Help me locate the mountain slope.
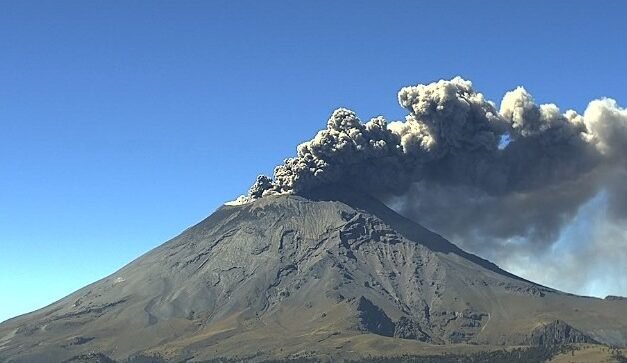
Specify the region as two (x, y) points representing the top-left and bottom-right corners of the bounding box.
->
(1, 189), (626, 362)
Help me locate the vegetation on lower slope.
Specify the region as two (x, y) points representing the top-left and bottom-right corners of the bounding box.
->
(201, 345), (566, 363)
(65, 344), (617, 363)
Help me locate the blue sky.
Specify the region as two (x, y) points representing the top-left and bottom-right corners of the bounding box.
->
(1, 1), (626, 323)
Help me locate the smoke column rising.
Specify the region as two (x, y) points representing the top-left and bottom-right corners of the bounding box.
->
(237, 77), (627, 297)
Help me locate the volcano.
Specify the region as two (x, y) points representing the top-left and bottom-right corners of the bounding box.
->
(1, 188), (626, 362)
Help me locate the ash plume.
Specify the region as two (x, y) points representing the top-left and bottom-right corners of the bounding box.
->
(238, 77), (627, 296)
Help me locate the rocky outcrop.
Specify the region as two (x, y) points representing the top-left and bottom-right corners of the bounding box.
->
(394, 316), (430, 342)
(352, 297), (394, 337)
(527, 320), (598, 346)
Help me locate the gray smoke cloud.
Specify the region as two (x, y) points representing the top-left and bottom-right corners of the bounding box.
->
(240, 77), (627, 297)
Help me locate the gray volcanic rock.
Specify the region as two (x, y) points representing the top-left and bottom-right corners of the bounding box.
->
(0, 188), (626, 362)
(352, 296), (394, 337)
(394, 316), (429, 341)
(526, 320), (598, 346)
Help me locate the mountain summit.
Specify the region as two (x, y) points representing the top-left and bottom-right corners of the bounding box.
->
(1, 189), (626, 362)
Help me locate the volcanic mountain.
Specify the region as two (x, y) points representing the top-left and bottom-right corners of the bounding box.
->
(1, 188), (626, 362)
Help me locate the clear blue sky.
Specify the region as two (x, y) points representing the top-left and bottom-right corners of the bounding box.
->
(1, 1), (626, 323)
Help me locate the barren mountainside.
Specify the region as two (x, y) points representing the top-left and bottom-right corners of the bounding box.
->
(1, 188), (626, 362)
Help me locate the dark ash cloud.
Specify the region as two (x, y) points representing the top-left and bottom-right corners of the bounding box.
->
(234, 77), (627, 297)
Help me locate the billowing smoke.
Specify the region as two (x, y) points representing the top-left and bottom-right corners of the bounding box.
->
(237, 77), (627, 297)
